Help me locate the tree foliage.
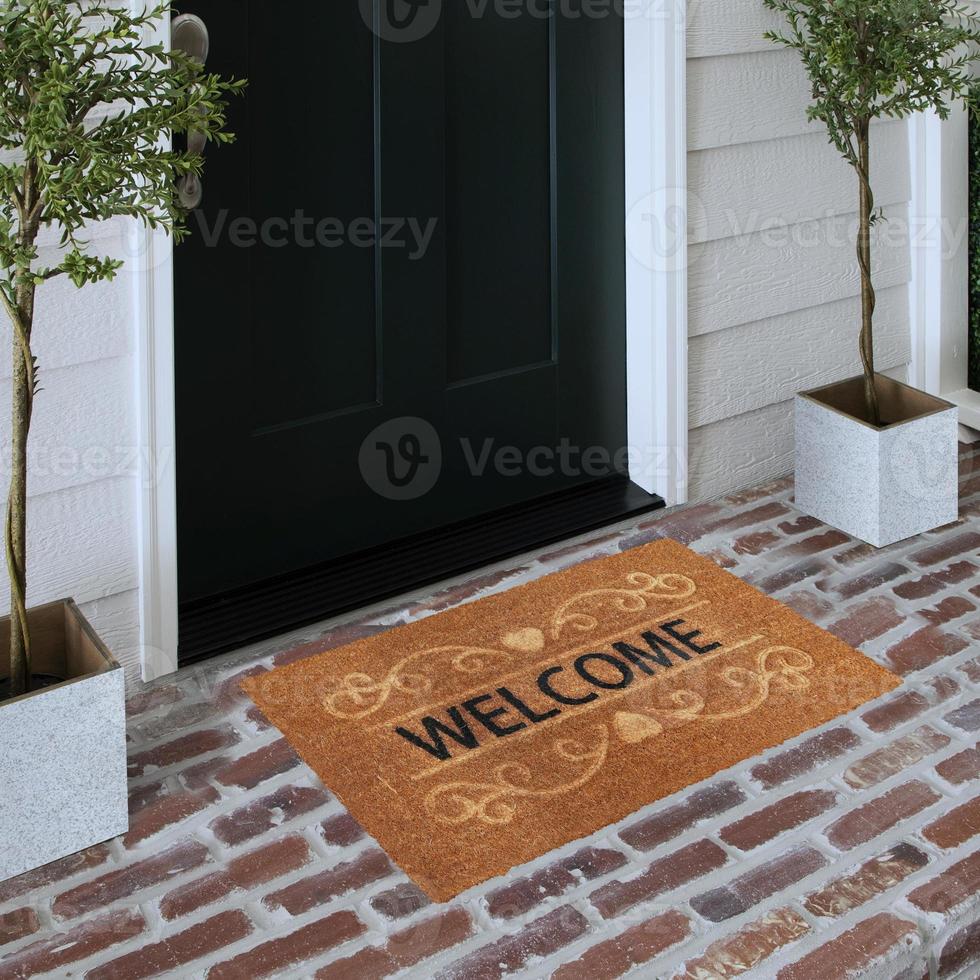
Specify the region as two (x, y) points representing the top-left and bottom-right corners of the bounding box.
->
(763, 0), (980, 423)
(0, 1), (243, 698)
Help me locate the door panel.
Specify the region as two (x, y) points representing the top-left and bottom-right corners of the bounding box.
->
(175, 2), (647, 635)
(445, 8), (553, 383)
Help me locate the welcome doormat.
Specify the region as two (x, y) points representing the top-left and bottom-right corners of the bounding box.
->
(244, 539), (899, 901)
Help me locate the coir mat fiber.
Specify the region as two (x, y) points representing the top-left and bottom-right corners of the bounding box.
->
(244, 539), (900, 901)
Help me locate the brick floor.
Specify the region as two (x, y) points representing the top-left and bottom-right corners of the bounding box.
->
(1, 443), (979, 978)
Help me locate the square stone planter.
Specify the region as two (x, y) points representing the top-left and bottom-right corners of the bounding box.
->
(0, 600), (128, 884)
(795, 374), (959, 548)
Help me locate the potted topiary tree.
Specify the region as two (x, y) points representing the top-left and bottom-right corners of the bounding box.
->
(765, 0), (979, 547)
(0, 0), (242, 882)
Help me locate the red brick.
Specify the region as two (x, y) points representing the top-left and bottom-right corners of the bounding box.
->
(824, 780), (941, 850)
(705, 548), (739, 569)
(274, 623), (393, 667)
(886, 626), (969, 674)
(751, 729), (860, 789)
(434, 905), (589, 980)
(123, 788), (218, 848)
(486, 846), (627, 920)
(209, 665), (268, 711)
(828, 596), (905, 648)
(843, 726), (950, 789)
(264, 849), (393, 915)
(777, 913), (919, 980)
(127, 778), (168, 814)
(803, 843), (929, 918)
(316, 908), (473, 980)
(907, 849), (980, 915)
(928, 675), (963, 703)
(369, 882), (431, 921)
(937, 744), (980, 785)
(779, 515), (822, 535)
(161, 872), (236, 922)
(552, 910), (692, 980)
(86, 910), (253, 980)
(210, 784), (330, 846)
(910, 531), (980, 567)
(893, 561), (978, 600)
(786, 529), (852, 556)
(922, 795), (980, 849)
(319, 812), (365, 847)
(214, 738), (299, 790)
(722, 477), (792, 506)
(862, 690), (930, 733)
(207, 911), (365, 980)
(960, 654), (980, 681)
(733, 530), (781, 556)
(128, 727), (240, 777)
(0, 843), (111, 904)
(782, 591), (835, 622)
(752, 559), (827, 595)
(825, 562), (910, 600)
(52, 840), (211, 919)
(946, 698), (980, 733)
(710, 501), (791, 533)
(893, 561), (980, 599)
(619, 782), (747, 851)
(690, 845), (826, 923)
(720, 789), (838, 851)
(180, 754), (234, 791)
(0, 909), (39, 948)
(0, 909), (145, 979)
(126, 684), (182, 717)
(674, 907), (810, 979)
(135, 701), (219, 742)
(918, 596), (976, 626)
(938, 918), (980, 979)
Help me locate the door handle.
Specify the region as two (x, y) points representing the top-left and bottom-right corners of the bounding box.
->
(171, 13), (211, 210)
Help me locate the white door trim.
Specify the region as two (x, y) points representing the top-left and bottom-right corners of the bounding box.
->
(135, 12), (179, 682)
(908, 102), (980, 433)
(625, 0), (689, 507)
(136, 5), (691, 679)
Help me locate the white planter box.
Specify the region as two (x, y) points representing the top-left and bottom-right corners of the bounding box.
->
(0, 600), (128, 883)
(796, 374), (959, 548)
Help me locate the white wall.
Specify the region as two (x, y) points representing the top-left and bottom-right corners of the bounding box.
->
(0, 218), (144, 683)
(685, 0), (913, 500)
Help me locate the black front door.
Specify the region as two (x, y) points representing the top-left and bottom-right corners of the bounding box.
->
(174, 2), (661, 662)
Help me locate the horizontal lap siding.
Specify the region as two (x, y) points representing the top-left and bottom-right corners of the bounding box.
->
(0, 213), (142, 680)
(686, 8), (913, 501)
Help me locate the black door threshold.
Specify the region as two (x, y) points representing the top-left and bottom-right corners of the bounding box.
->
(178, 476), (664, 666)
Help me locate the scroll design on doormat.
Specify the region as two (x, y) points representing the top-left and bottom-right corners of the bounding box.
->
(551, 572), (698, 639)
(423, 726), (610, 826)
(322, 645), (515, 721)
(640, 646), (815, 727)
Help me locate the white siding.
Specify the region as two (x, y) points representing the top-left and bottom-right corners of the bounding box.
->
(0, 216), (143, 682)
(685, 2), (913, 500)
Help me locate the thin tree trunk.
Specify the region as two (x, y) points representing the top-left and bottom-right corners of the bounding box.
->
(856, 120), (880, 426)
(6, 284), (34, 697)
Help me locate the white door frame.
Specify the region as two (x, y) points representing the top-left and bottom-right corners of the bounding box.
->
(136, 3), (690, 681)
(908, 101), (980, 434)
